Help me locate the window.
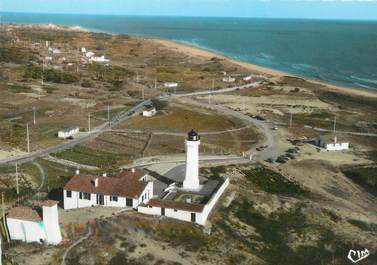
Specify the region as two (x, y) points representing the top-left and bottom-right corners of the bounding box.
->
(80, 192), (91, 200)
(110, 196), (118, 202)
(174, 209), (178, 212)
(66, 190), (72, 198)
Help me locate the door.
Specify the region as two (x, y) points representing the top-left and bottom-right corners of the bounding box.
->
(96, 194), (104, 205)
(126, 198), (133, 207)
(161, 208), (165, 216)
(191, 213), (196, 222)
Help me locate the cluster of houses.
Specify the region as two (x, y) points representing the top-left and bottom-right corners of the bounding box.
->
(5, 130), (229, 245)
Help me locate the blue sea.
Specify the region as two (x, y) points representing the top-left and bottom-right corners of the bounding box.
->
(2, 12), (377, 91)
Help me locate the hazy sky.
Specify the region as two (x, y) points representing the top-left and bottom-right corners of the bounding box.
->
(1, 0), (377, 20)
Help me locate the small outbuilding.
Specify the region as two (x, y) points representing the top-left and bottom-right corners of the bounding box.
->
(142, 105), (157, 117)
(315, 134), (349, 151)
(6, 201), (62, 245)
(164, 82), (178, 88)
(58, 127), (79, 139)
(223, 76), (236, 83)
(89, 56), (110, 63)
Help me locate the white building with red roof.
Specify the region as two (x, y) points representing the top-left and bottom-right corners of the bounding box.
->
(6, 200), (62, 245)
(63, 168), (153, 210)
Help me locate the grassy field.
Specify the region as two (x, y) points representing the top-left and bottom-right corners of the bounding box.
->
(342, 166), (377, 196)
(120, 103), (243, 132)
(241, 167), (308, 197)
(54, 144), (123, 170)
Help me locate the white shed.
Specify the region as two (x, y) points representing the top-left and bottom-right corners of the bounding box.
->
(222, 76), (236, 83)
(164, 82), (178, 88)
(58, 127), (79, 139)
(89, 56), (110, 63)
(316, 134), (349, 151)
(142, 105), (157, 117)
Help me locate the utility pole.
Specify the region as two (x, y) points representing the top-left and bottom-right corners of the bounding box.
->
(2, 192), (10, 243)
(107, 104), (110, 125)
(289, 112), (293, 128)
(136, 72), (139, 83)
(26, 123), (30, 153)
(333, 115), (337, 134)
(154, 78), (157, 89)
(33, 106), (36, 125)
(15, 163), (19, 196)
(142, 86), (145, 100)
(88, 113), (91, 132)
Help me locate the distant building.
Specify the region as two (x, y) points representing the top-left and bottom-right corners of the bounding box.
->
(58, 127), (79, 139)
(222, 76), (236, 83)
(81, 47), (87, 53)
(243, 75), (253, 81)
(51, 48), (61, 55)
(85, 51), (95, 58)
(142, 105), (157, 117)
(6, 201), (62, 245)
(164, 82), (178, 88)
(63, 168), (153, 210)
(89, 55), (110, 63)
(315, 134), (349, 151)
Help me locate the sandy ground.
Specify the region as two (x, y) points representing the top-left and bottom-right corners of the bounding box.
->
(59, 207), (129, 225)
(153, 39), (377, 99)
(199, 93), (333, 115)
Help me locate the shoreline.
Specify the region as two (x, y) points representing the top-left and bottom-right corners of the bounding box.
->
(152, 38), (377, 99)
(4, 22), (377, 98)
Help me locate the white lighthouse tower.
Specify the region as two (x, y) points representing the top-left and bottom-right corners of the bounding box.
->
(183, 129), (201, 190)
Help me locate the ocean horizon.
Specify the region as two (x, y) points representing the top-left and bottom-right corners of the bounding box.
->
(2, 12), (377, 91)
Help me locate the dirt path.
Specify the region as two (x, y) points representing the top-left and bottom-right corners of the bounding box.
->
(33, 161), (46, 191)
(61, 228), (92, 265)
(45, 155), (99, 171)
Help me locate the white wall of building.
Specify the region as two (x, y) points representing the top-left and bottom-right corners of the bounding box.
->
(7, 219), (45, 243)
(63, 182), (153, 210)
(142, 108), (157, 117)
(42, 205), (63, 245)
(138, 178), (229, 226)
(196, 178), (230, 225)
(325, 142), (349, 151)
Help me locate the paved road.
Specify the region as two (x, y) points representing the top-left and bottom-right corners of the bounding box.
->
(0, 99), (150, 165)
(177, 97), (278, 161)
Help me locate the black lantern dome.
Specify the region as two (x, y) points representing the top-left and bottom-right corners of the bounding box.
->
(187, 129), (200, 141)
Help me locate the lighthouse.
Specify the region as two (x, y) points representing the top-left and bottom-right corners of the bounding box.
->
(183, 129), (201, 190)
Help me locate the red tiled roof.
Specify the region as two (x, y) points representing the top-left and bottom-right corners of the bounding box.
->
(148, 199), (204, 213)
(38, 200), (59, 207)
(7, 206), (41, 222)
(64, 168), (147, 199)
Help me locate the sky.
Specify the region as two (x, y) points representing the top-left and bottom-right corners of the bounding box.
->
(1, 0), (377, 20)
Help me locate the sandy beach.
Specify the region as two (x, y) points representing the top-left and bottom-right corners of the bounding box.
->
(153, 38), (377, 99)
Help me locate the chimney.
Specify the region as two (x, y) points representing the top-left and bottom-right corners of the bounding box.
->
(131, 168), (135, 173)
(92, 178), (99, 187)
(102, 173), (107, 177)
(75, 169), (80, 175)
